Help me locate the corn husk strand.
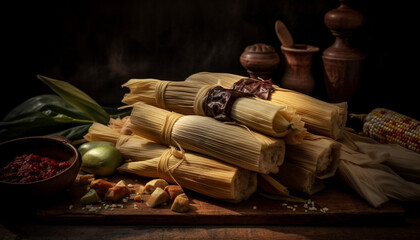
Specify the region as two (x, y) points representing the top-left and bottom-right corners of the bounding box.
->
(185, 72), (347, 140)
(121, 78), (306, 144)
(84, 122), (257, 203)
(129, 102), (286, 174)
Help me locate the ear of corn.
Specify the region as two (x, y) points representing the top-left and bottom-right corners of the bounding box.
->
(356, 108), (420, 154)
(184, 72), (347, 140)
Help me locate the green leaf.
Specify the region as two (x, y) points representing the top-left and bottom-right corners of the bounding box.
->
(46, 124), (92, 141)
(0, 95), (94, 142)
(3, 94), (90, 122)
(0, 112), (89, 142)
(37, 75), (110, 124)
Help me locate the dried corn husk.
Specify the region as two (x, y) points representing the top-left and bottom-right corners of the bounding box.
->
(342, 131), (420, 184)
(84, 122), (257, 203)
(285, 133), (341, 179)
(337, 139), (420, 208)
(185, 72), (347, 140)
(121, 79), (306, 144)
(108, 116), (132, 135)
(357, 143), (420, 183)
(129, 102), (286, 174)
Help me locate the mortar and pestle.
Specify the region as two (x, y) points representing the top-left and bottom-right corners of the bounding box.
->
(275, 20), (319, 95)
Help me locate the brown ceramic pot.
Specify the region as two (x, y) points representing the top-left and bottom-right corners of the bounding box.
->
(280, 44), (319, 95)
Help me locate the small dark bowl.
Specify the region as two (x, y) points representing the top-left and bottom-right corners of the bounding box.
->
(0, 136), (81, 201)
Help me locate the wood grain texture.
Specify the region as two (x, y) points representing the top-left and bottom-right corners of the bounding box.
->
(32, 172), (404, 225)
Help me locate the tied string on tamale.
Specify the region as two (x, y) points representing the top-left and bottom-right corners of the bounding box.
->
(157, 144), (186, 191)
(160, 111), (183, 146)
(116, 121), (186, 191)
(231, 78), (274, 100)
(155, 80), (170, 109)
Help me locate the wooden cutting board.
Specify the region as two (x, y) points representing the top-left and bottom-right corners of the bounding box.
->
(35, 172), (405, 225)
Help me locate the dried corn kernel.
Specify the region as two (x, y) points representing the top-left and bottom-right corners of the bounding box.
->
(362, 108), (419, 153)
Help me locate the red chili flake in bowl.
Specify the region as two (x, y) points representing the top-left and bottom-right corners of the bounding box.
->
(0, 153), (71, 183)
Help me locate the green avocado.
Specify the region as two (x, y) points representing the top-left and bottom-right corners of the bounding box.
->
(81, 145), (123, 177)
(78, 141), (115, 156)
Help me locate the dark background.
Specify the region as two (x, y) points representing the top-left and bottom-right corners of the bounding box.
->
(1, 0), (419, 124)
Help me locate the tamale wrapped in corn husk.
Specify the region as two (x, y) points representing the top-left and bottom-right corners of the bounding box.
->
(270, 161), (325, 196)
(129, 102), (286, 174)
(185, 72), (347, 140)
(84, 122), (257, 203)
(121, 79), (306, 144)
(266, 134), (340, 195)
(85, 122), (165, 160)
(285, 133), (341, 179)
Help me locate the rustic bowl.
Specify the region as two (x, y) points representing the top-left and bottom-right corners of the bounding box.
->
(0, 136), (81, 201)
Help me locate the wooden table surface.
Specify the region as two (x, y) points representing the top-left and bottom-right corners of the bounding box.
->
(1, 173), (420, 240)
(2, 215), (420, 240)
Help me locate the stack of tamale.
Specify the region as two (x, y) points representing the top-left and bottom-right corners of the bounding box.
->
(185, 72), (347, 140)
(85, 122), (257, 203)
(128, 102), (286, 174)
(82, 71), (420, 208)
(121, 78), (306, 144)
(114, 72), (347, 199)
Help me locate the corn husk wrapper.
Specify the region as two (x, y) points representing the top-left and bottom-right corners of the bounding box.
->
(285, 133), (341, 179)
(128, 102), (286, 174)
(185, 72), (347, 140)
(337, 135), (420, 208)
(84, 122), (257, 203)
(121, 79), (306, 144)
